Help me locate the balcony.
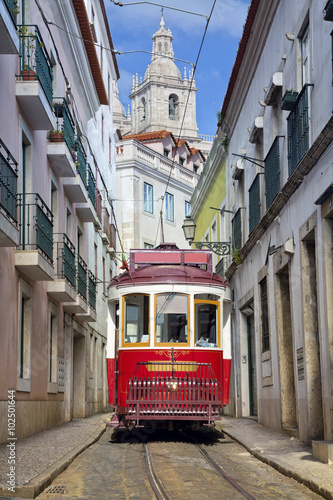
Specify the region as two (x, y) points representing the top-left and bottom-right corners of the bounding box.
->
(0, 0), (19, 54)
(287, 84), (313, 176)
(75, 163), (98, 223)
(15, 193), (54, 281)
(63, 138), (88, 203)
(47, 233), (76, 302)
(47, 99), (76, 178)
(76, 271), (97, 323)
(0, 138), (19, 246)
(63, 254), (88, 314)
(16, 25), (54, 130)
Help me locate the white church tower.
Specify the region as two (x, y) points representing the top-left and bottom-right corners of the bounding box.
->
(129, 12), (198, 141)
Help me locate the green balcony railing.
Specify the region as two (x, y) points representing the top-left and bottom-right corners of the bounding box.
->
(75, 139), (87, 186)
(249, 174), (261, 234)
(4, 0), (19, 25)
(54, 233), (76, 288)
(287, 84), (313, 176)
(87, 164), (96, 207)
(265, 136), (283, 209)
(88, 271), (96, 310)
(0, 138), (18, 224)
(77, 255), (87, 300)
(49, 98), (76, 155)
(232, 208), (242, 251)
(17, 193), (53, 263)
(18, 25), (53, 105)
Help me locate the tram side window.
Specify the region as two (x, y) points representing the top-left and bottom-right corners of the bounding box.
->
(124, 294), (149, 344)
(195, 302), (219, 347)
(156, 293), (188, 344)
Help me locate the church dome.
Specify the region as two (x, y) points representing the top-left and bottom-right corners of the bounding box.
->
(144, 58), (181, 80)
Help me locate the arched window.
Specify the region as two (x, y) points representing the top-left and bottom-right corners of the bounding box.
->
(169, 94), (179, 120)
(158, 42), (162, 53)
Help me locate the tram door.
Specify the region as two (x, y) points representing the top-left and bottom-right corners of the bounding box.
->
(247, 312), (257, 416)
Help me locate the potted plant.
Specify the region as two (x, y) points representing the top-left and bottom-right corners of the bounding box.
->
(281, 90), (298, 111)
(21, 65), (36, 80)
(48, 130), (64, 142)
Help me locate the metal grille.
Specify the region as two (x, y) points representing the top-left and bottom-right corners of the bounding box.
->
(0, 139), (18, 223)
(18, 25), (53, 105)
(87, 163), (96, 207)
(249, 174), (261, 234)
(45, 485), (66, 494)
(88, 271), (96, 310)
(76, 139), (87, 186)
(126, 361), (222, 424)
(17, 193), (53, 263)
(265, 136), (281, 209)
(287, 84), (313, 175)
(77, 255), (87, 300)
(54, 233), (76, 287)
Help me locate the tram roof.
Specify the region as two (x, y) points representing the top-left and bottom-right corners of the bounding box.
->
(109, 245), (229, 289)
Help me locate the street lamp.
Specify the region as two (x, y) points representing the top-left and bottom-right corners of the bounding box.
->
(182, 216), (232, 256)
(182, 215), (196, 244)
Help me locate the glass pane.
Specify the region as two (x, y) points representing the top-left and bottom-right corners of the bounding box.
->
(124, 295), (149, 344)
(156, 293), (188, 343)
(195, 302), (218, 347)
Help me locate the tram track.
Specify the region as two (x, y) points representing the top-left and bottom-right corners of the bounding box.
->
(142, 432), (257, 500)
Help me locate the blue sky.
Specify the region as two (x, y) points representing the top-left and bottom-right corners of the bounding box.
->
(106, 0), (251, 137)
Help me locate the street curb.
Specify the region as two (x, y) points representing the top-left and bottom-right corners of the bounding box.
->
(0, 424), (107, 499)
(220, 426), (333, 500)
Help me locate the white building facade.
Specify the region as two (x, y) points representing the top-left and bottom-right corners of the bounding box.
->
(216, 0), (333, 450)
(0, 0), (119, 442)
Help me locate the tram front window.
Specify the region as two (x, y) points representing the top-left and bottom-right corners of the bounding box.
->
(124, 294), (149, 344)
(156, 293), (188, 344)
(195, 302), (219, 347)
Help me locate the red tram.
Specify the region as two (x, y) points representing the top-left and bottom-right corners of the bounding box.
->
(106, 244), (232, 430)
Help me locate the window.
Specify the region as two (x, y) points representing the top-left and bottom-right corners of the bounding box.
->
(165, 192), (174, 221)
(301, 25), (310, 85)
(164, 148), (169, 158)
(144, 242), (154, 249)
(260, 277), (270, 352)
(48, 302), (58, 392)
(140, 97), (146, 121)
(168, 94), (179, 119)
(124, 294), (149, 344)
(193, 165), (199, 173)
(17, 279), (32, 392)
(179, 157), (185, 166)
(195, 300), (220, 347)
(185, 201), (191, 217)
(144, 182), (153, 213)
(155, 293), (188, 344)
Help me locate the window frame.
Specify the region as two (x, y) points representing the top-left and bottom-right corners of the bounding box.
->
(154, 293), (190, 347)
(185, 201), (191, 217)
(194, 299), (221, 348)
(122, 293), (150, 347)
(165, 192), (174, 222)
(143, 182), (153, 214)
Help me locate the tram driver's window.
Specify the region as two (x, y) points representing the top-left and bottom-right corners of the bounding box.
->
(156, 293), (188, 344)
(124, 294), (149, 344)
(195, 302), (219, 347)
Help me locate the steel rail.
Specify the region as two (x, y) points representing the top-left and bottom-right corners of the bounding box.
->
(192, 438), (257, 500)
(142, 442), (171, 500)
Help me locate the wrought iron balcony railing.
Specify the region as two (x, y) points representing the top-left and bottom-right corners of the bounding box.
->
(17, 193), (53, 263)
(53, 233), (76, 288)
(49, 98), (76, 155)
(249, 174), (261, 234)
(265, 136), (283, 209)
(75, 138), (87, 186)
(287, 84), (313, 176)
(18, 25), (53, 106)
(87, 163), (96, 208)
(88, 271), (96, 310)
(0, 138), (18, 224)
(77, 254), (87, 300)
